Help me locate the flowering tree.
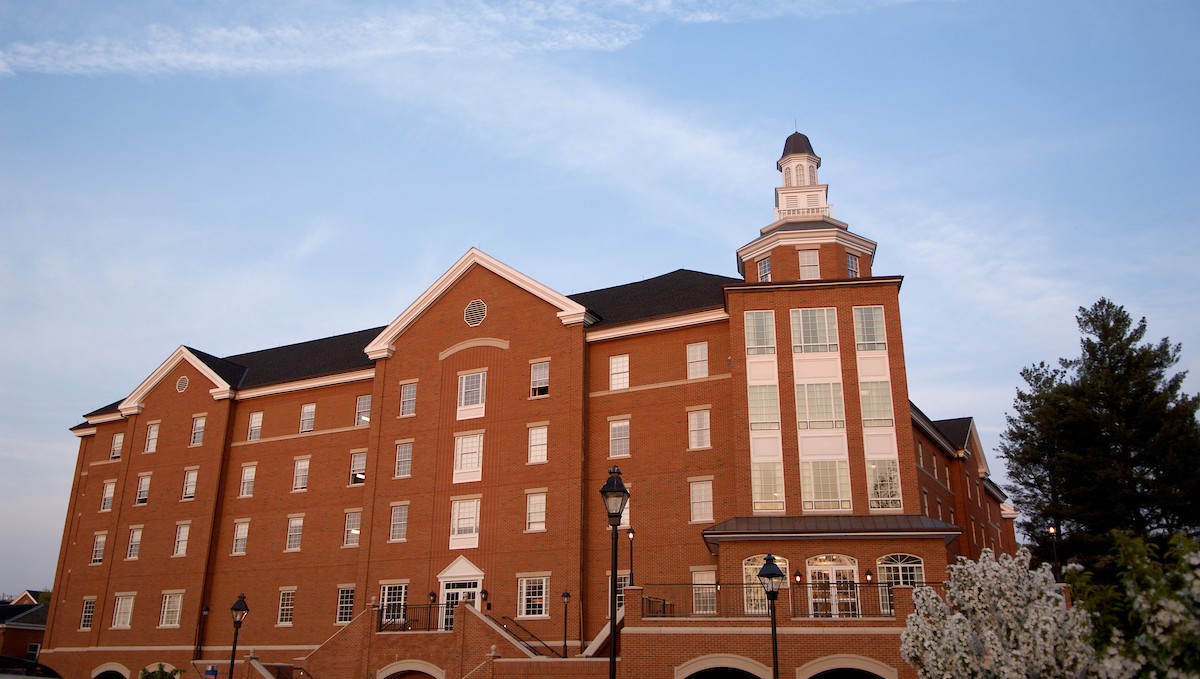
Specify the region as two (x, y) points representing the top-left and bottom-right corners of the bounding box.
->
(901, 548), (1098, 678)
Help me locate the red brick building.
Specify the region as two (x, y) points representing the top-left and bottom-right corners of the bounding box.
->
(41, 133), (1017, 679)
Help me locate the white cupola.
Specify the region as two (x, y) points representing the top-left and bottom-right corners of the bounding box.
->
(774, 132), (830, 221)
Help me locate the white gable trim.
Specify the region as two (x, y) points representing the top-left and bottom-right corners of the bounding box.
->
(437, 555), (485, 580)
(117, 346), (235, 416)
(585, 309), (729, 343)
(365, 248), (591, 360)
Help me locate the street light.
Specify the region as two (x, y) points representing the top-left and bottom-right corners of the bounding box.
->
(627, 527), (635, 586)
(228, 594), (249, 679)
(561, 591), (571, 659)
(757, 554), (784, 679)
(1048, 523), (1061, 580)
(600, 466), (629, 679)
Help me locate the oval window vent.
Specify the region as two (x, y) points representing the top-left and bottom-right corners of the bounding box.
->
(464, 299), (487, 327)
(176, 376), (189, 393)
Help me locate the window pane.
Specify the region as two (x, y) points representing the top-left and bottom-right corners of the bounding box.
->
(530, 362), (549, 397)
(791, 308), (839, 353)
(395, 443), (413, 477)
(860, 381), (894, 427)
(688, 410), (711, 449)
(686, 342), (708, 379)
(609, 355), (629, 390)
(751, 462), (784, 511)
(868, 459), (902, 509)
(609, 420), (630, 457)
(748, 385), (780, 430)
(853, 306), (887, 351)
(745, 311), (776, 355)
(801, 459), (852, 510)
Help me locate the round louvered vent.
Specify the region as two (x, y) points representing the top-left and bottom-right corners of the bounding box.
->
(176, 376), (189, 393)
(464, 299), (487, 327)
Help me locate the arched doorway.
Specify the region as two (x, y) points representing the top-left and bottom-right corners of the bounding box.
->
(686, 669), (761, 679)
(811, 671), (883, 679)
(94, 673), (126, 679)
(381, 673), (438, 679)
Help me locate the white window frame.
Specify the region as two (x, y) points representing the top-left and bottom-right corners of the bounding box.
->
(292, 457), (310, 491)
(348, 451), (367, 486)
(799, 250), (820, 280)
(530, 361), (550, 397)
(527, 425), (548, 464)
(853, 306), (887, 352)
(453, 433), (483, 483)
(299, 403), (316, 433)
(399, 381), (417, 417)
(394, 441), (413, 478)
(525, 491), (547, 532)
(790, 307), (839, 354)
(689, 479), (713, 523)
(757, 257), (771, 282)
(517, 576), (550, 619)
(847, 254), (860, 278)
(343, 511), (361, 547)
(609, 355), (629, 390)
(686, 342), (709, 379)
(336, 586), (355, 624)
(173, 523), (190, 557)
(181, 468), (198, 500)
(450, 497), (481, 550)
(748, 385), (781, 430)
(277, 589), (296, 626)
(860, 381), (895, 427)
(692, 570), (717, 615)
(126, 526), (142, 560)
(795, 382), (846, 429)
(190, 416), (205, 446)
(111, 594), (134, 629)
(609, 419), (630, 458)
(379, 583), (407, 624)
(389, 503), (409, 542)
(751, 462), (785, 513)
(134, 473), (151, 506)
(232, 520), (249, 555)
(100, 481), (115, 512)
(744, 311), (776, 355)
(91, 533), (106, 564)
(144, 423), (159, 453)
(355, 395), (371, 426)
(456, 371), (487, 420)
(79, 598), (96, 630)
(868, 458), (902, 510)
(801, 459), (852, 511)
(159, 592), (183, 628)
(247, 411), (263, 441)
(285, 516), (304, 551)
(239, 464), (256, 497)
(110, 433), (124, 459)
(687, 409), (711, 450)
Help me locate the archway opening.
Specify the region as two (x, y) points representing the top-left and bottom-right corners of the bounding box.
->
(94, 673), (127, 679)
(811, 670), (884, 679)
(685, 669), (760, 679)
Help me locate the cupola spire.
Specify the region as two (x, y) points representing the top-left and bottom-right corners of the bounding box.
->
(775, 132), (828, 220)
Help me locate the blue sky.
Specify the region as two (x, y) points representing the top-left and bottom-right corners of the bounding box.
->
(1, 0), (1197, 596)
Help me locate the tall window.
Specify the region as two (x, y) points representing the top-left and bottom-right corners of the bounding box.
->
(181, 468), (198, 500)
(853, 306), (887, 351)
(609, 420), (630, 458)
(173, 523), (190, 557)
(355, 395), (372, 426)
(690, 480), (713, 522)
(394, 442), (413, 477)
(348, 452), (366, 485)
(336, 587), (355, 623)
(757, 257), (771, 282)
(791, 308), (839, 353)
(100, 481), (115, 512)
(239, 465), (256, 497)
(380, 584), (407, 624)
(860, 381), (895, 427)
(292, 458), (309, 491)
(80, 599), (96, 630)
(526, 492), (546, 531)
(783, 166), (792, 186)
(343, 511), (361, 547)
(751, 463), (784, 512)
(609, 355), (629, 390)
(686, 342), (708, 379)
(277, 590), (295, 625)
(801, 459), (852, 510)
(692, 571), (717, 615)
(286, 517), (304, 551)
(126, 527), (141, 559)
(111, 594), (134, 628)
(748, 385), (781, 430)
(247, 411), (263, 441)
(90, 534), (106, 564)
(877, 554), (924, 614)
(299, 404), (316, 433)
(159, 593), (183, 627)
(450, 498), (481, 549)
(847, 254), (860, 278)
(688, 410), (711, 449)
(457, 372), (487, 419)
(135, 474), (151, 505)
(868, 459), (902, 509)
(232, 520), (249, 555)
(795, 383), (845, 429)
(389, 504), (409, 542)
(527, 426), (548, 464)
(610, 573), (631, 611)
(744, 311), (776, 355)
(530, 362), (550, 397)
(144, 424), (159, 453)
(110, 433), (124, 459)
(799, 250), (820, 280)
(453, 433), (483, 483)
(399, 382), (417, 417)
(743, 555), (790, 615)
(518, 577), (549, 618)
(190, 417), (205, 446)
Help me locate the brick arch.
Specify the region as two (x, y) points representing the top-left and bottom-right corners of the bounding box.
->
(376, 659), (445, 679)
(674, 653), (770, 679)
(797, 654), (897, 679)
(92, 663), (130, 679)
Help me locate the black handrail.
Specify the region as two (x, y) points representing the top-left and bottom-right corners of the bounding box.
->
(377, 603), (444, 632)
(499, 615), (564, 657)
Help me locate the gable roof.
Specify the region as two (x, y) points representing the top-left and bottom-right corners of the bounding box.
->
(222, 326), (383, 389)
(0, 603), (47, 627)
(567, 269), (741, 327)
(933, 417), (974, 449)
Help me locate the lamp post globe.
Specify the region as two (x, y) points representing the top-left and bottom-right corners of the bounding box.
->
(228, 594), (249, 679)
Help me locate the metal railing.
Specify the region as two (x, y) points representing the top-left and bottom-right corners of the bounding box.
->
(639, 582), (926, 619)
(499, 615), (564, 657)
(377, 603), (445, 632)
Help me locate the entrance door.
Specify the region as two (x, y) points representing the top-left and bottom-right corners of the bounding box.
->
(807, 555), (860, 618)
(441, 579), (480, 630)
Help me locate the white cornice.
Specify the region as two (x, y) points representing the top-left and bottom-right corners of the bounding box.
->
(73, 427), (97, 438)
(585, 308), (729, 342)
(365, 248), (589, 360)
(235, 369), (375, 401)
(737, 224), (877, 266)
(84, 412), (124, 425)
(1000, 502), (1019, 519)
(117, 346), (235, 416)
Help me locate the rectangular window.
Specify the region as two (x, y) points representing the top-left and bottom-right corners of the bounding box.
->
(527, 426), (548, 464)
(355, 395), (371, 426)
(399, 382), (417, 417)
(173, 523), (189, 557)
(380, 584), (407, 624)
(232, 520), (249, 555)
(239, 464), (256, 497)
(395, 442), (413, 477)
(299, 403), (316, 433)
(526, 492), (546, 532)
(530, 361), (550, 397)
(80, 599), (96, 630)
(277, 590), (295, 625)
(790, 308), (839, 353)
(860, 381), (895, 427)
(853, 306), (887, 351)
(91, 534), (106, 564)
(181, 468), (198, 500)
(111, 594), (134, 629)
(610, 573), (631, 612)
(144, 423), (159, 453)
(748, 385), (781, 430)
(126, 527), (142, 559)
(801, 459), (852, 510)
(609, 419), (630, 458)
(799, 250), (820, 280)
(457, 372), (486, 419)
(190, 417), (205, 446)
(286, 517), (304, 551)
(450, 498), (480, 549)
(292, 458), (309, 491)
(110, 433), (124, 459)
(389, 504), (409, 542)
(453, 433), (483, 483)
(100, 481), (115, 512)
(247, 411), (263, 441)
(868, 459), (902, 509)
(692, 570), (717, 615)
(690, 480), (713, 522)
(609, 355), (629, 390)
(686, 342), (708, 379)
(159, 593), (182, 627)
(344, 511), (361, 547)
(349, 451), (366, 486)
(751, 462), (785, 512)
(847, 254), (860, 278)
(757, 257), (771, 282)
(744, 311), (776, 355)
(688, 410), (711, 449)
(518, 576), (549, 618)
(336, 587), (355, 623)
(135, 474), (151, 505)
(795, 382), (846, 429)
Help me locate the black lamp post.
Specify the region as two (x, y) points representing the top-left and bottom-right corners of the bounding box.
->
(600, 466), (630, 679)
(228, 594), (249, 679)
(757, 554), (784, 679)
(1048, 524), (1061, 580)
(561, 591), (571, 659)
(627, 527), (635, 586)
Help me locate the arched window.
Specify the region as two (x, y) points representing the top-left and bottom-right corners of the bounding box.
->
(783, 166), (792, 187)
(805, 554), (859, 618)
(742, 554), (789, 615)
(876, 554), (924, 614)
(808, 164), (817, 184)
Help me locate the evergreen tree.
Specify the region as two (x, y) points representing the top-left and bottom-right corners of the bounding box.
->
(1000, 299), (1200, 574)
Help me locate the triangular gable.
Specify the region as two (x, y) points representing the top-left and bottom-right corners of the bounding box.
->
(437, 555), (485, 580)
(964, 419), (992, 476)
(116, 346), (235, 417)
(365, 248), (592, 360)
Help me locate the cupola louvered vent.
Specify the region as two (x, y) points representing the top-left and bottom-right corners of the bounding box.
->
(464, 299), (487, 327)
(176, 376), (189, 393)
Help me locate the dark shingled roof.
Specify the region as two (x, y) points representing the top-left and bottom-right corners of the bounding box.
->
(932, 417), (973, 449)
(777, 131), (819, 169)
(83, 399), (123, 419)
(702, 515), (961, 553)
(218, 326), (385, 389)
(0, 603), (47, 626)
(568, 269), (740, 327)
